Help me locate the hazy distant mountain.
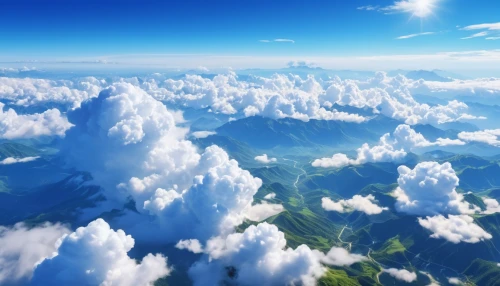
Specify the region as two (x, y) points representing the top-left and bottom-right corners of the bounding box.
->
(215, 115), (400, 149)
(405, 70), (453, 82)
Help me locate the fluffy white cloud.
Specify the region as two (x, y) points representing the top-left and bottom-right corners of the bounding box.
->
(383, 268), (417, 282)
(410, 77), (500, 104)
(187, 222), (365, 286)
(63, 83), (277, 244)
(0, 222), (70, 285)
(322, 195), (388, 215)
(448, 277), (464, 285)
(245, 201), (284, 221)
(394, 162), (491, 244)
(319, 247), (367, 266)
(254, 154), (277, 163)
(482, 198), (500, 214)
(458, 129), (500, 147)
(191, 130), (216, 138)
(0, 156), (39, 165)
(0, 103), (72, 139)
(394, 162), (477, 216)
(312, 153), (351, 168)
(0, 76), (105, 109)
(31, 219), (171, 285)
(263, 192), (276, 200)
(418, 215), (492, 244)
(176, 239), (204, 254)
(313, 124), (464, 168)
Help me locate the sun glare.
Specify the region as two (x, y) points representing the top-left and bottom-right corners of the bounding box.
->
(412, 0), (437, 18)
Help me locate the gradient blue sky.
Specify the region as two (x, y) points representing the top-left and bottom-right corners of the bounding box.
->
(0, 0), (499, 70)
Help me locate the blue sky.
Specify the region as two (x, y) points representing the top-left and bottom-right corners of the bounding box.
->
(0, 0), (499, 70)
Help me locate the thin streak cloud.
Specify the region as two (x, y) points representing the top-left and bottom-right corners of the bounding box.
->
(397, 31), (435, 39)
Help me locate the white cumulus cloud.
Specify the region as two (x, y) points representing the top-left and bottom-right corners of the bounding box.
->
(418, 215), (492, 244)
(458, 129), (500, 147)
(383, 268), (417, 282)
(322, 195), (388, 215)
(0, 103), (72, 139)
(187, 222), (365, 286)
(0, 222), (70, 285)
(31, 218), (171, 285)
(313, 124), (464, 168)
(254, 154), (277, 163)
(394, 162), (477, 216)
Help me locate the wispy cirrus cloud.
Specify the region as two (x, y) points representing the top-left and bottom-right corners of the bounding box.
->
(461, 31), (489, 40)
(461, 22), (500, 40)
(397, 31), (435, 39)
(357, 5), (379, 11)
(462, 22), (500, 31)
(259, 39), (295, 43)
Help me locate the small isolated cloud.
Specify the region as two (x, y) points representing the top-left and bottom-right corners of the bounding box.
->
(357, 5), (379, 11)
(191, 131), (216, 139)
(0, 103), (72, 139)
(254, 154), (277, 163)
(312, 125), (464, 169)
(264, 192), (276, 200)
(320, 247), (367, 266)
(461, 31), (489, 40)
(448, 277), (464, 285)
(397, 31), (435, 39)
(32, 219), (171, 285)
(394, 162), (477, 216)
(245, 201), (284, 221)
(312, 153), (350, 168)
(176, 239), (204, 254)
(259, 39), (295, 43)
(383, 268), (417, 283)
(0, 156), (39, 165)
(322, 195), (388, 215)
(458, 129), (500, 147)
(482, 198), (500, 214)
(0, 222), (70, 285)
(418, 215), (492, 244)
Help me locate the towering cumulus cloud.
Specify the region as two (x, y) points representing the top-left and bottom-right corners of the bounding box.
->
(394, 161), (491, 243)
(31, 219), (170, 285)
(144, 71), (481, 125)
(0, 222), (70, 285)
(62, 83), (281, 243)
(312, 124), (464, 168)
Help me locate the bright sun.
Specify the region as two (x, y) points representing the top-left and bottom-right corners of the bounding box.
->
(412, 0), (437, 18)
